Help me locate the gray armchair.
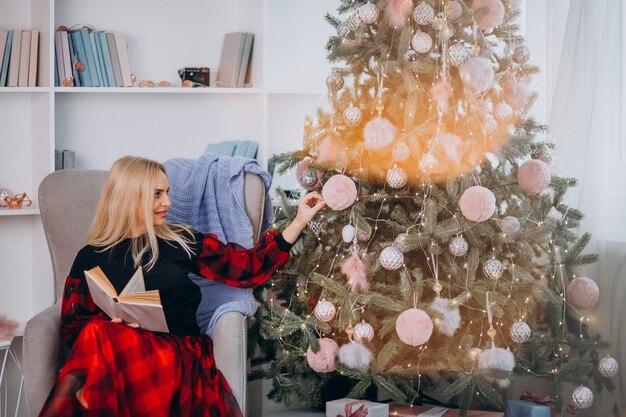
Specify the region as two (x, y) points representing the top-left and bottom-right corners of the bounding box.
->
(23, 169), (265, 417)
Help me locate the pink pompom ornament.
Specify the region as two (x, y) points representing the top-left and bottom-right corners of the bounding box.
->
(517, 159), (551, 194)
(395, 307), (433, 346)
(363, 117), (397, 151)
(566, 277), (600, 310)
(502, 78), (531, 111)
(385, 0), (413, 27)
(306, 338), (339, 373)
(315, 135), (346, 170)
(322, 175), (357, 211)
(342, 251), (370, 292)
(459, 57), (495, 96)
(459, 186), (496, 222)
(431, 79), (453, 113)
(471, 0), (505, 30)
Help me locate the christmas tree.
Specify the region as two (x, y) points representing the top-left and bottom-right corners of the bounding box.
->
(249, 0), (618, 414)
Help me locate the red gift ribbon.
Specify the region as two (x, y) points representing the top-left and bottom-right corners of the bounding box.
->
(337, 400), (369, 417)
(520, 390), (578, 417)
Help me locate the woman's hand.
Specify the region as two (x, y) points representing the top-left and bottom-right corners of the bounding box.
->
(282, 192), (326, 244)
(111, 317), (140, 329)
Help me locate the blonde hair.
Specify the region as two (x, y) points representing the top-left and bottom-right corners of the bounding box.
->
(87, 156), (195, 270)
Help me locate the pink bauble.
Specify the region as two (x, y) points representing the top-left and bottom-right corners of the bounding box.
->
(322, 175), (357, 211)
(459, 57), (495, 96)
(395, 307), (433, 346)
(363, 117), (397, 151)
(295, 159), (323, 190)
(517, 159), (551, 194)
(459, 186), (496, 222)
(306, 338), (339, 373)
(392, 142), (411, 162)
(471, 0), (505, 30)
(566, 277), (600, 310)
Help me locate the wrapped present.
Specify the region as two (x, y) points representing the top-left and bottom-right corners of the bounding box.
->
(505, 400), (551, 417)
(388, 404), (504, 417)
(326, 398), (389, 417)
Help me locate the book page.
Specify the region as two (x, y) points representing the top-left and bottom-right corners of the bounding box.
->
(120, 267), (145, 295)
(111, 302), (169, 333)
(84, 266), (117, 298)
(118, 289), (161, 304)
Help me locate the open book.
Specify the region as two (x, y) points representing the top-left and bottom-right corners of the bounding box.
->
(84, 266), (169, 333)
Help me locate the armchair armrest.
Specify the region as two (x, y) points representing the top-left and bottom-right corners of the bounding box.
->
(213, 311), (248, 417)
(23, 303), (63, 417)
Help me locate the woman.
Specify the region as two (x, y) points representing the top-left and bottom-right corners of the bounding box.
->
(39, 156), (325, 417)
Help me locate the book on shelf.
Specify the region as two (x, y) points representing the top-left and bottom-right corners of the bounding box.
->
(98, 31), (116, 87)
(6, 29), (22, 87)
(60, 30), (72, 86)
(0, 30), (10, 86)
(17, 30), (31, 87)
(66, 29), (81, 86)
(89, 31), (106, 87)
(237, 33), (254, 87)
(79, 27), (99, 87)
(54, 150), (62, 171)
(216, 32), (247, 88)
(62, 150), (75, 169)
(106, 32), (124, 87)
(84, 266), (169, 333)
(112, 32), (132, 87)
(69, 30), (92, 87)
(28, 30), (38, 87)
(54, 31), (65, 85)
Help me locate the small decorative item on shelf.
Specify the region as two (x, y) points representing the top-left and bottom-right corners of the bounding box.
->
(0, 314), (19, 342)
(178, 67), (210, 87)
(0, 188), (14, 207)
(388, 404), (504, 416)
(326, 398), (389, 417)
(3, 192), (32, 209)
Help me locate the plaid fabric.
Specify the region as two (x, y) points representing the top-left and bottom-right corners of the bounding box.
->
(196, 230), (291, 288)
(39, 321), (243, 417)
(60, 275), (109, 348)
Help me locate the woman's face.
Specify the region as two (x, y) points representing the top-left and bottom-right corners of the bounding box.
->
(152, 171), (171, 226)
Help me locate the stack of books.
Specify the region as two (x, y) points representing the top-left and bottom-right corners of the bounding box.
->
(55, 26), (132, 87)
(216, 32), (254, 88)
(0, 29), (40, 87)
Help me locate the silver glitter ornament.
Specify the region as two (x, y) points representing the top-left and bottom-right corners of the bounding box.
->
(500, 216), (521, 236)
(432, 16), (445, 31)
(411, 31), (433, 53)
(358, 2), (379, 25)
(314, 299), (336, 322)
(379, 245), (404, 270)
(299, 169), (319, 189)
(394, 233), (409, 251)
(449, 236), (468, 257)
(445, 1), (463, 20)
(440, 25), (455, 40)
(338, 22), (350, 37)
(344, 105), (362, 127)
(495, 102), (513, 120)
(484, 258), (504, 280)
(326, 71), (344, 90)
(598, 356), (619, 378)
(354, 320), (375, 342)
(348, 13), (362, 31)
(510, 320), (531, 343)
(571, 386), (593, 409)
(309, 220), (327, 238)
(448, 43), (470, 67)
(386, 167), (408, 189)
(413, 2), (435, 25)
(482, 114), (498, 134)
(512, 45), (530, 64)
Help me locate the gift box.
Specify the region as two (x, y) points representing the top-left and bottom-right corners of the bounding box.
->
(505, 400), (551, 417)
(388, 404), (504, 417)
(326, 398), (389, 417)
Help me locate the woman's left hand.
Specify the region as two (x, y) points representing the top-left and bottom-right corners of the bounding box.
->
(294, 192), (325, 225)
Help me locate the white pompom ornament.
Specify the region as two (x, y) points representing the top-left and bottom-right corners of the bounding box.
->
(430, 297), (461, 336)
(495, 102), (513, 120)
(500, 216), (521, 236)
(484, 258), (504, 280)
(478, 347), (515, 373)
(354, 320), (375, 342)
(392, 142), (411, 162)
(510, 320), (531, 343)
(566, 277), (599, 310)
(459, 186), (496, 222)
(413, 2), (435, 25)
(411, 31), (433, 53)
(306, 338), (339, 373)
(338, 341), (373, 371)
(571, 386), (594, 409)
(313, 299), (336, 322)
(448, 43), (470, 67)
(363, 117), (397, 151)
(449, 236), (468, 257)
(358, 2), (379, 24)
(469, 348), (483, 362)
(459, 57), (495, 96)
(379, 245), (404, 270)
(386, 167), (408, 189)
(342, 225), (356, 243)
(598, 356), (619, 377)
(396, 307), (433, 346)
(344, 105), (362, 127)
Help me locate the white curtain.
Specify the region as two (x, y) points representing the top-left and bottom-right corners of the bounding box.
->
(547, 0), (626, 415)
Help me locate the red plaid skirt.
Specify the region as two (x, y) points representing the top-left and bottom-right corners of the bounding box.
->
(39, 320), (243, 417)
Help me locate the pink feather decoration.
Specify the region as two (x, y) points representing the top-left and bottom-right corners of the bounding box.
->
(385, 0), (413, 27)
(342, 251), (369, 292)
(0, 314), (18, 341)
